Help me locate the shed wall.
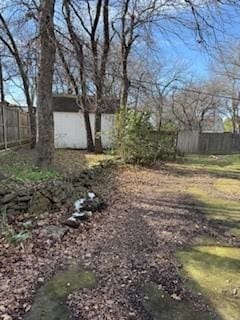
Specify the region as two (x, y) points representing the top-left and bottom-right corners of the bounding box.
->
(54, 112), (114, 149)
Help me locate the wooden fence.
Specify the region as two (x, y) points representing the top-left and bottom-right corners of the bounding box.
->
(177, 131), (240, 154)
(0, 103), (30, 150)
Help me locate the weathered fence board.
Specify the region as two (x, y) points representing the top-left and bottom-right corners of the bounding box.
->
(0, 106), (4, 147)
(177, 131), (240, 154)
(177, 131), (199, 154)
(0, 104), (30, 149)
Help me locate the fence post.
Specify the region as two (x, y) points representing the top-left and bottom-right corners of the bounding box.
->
(18, 109), (21, 145)
(2, 104), (7, 149)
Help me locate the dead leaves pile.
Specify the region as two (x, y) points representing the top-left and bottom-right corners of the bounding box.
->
(0, 166), (222, 320)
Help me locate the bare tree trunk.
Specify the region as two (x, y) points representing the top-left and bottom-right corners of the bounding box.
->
(63, 0), (110, 153)
(93, 81), (103, 153)
(199, 110), (206, 133)
(232, 115), (236, 133)
(120, 56), (129, 108)
(62, 1), (94, 151)
(83, 110), (94, 151)
(90, 0), (103, 153)
(232, 98), (240, 133)
(77, 47), (94, 151)
(37, 0), (56, 168)
(94, 110), (102, 153)
(0, 56), (4, 102)
(57, 40), (94, 151)
(157, 106), (163, 131)
(94, 0), (110, 153)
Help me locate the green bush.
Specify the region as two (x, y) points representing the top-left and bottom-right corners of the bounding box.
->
(113, 108), (175, 165)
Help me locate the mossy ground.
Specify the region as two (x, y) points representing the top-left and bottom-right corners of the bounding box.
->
(177, 245), (240, 320)
(215, 178), (240, 197)
(144, 283), (213, 320)
(175, 155), (240, 320)
(145, 155), (240, 320)
(187, 186), (240, 235)
(24, 266), (96, 320)
(180, 154), (240, 175)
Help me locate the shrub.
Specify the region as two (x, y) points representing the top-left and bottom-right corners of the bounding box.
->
(113, 108), (175, 165)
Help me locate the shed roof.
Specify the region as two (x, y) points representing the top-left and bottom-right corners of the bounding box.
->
(52, 95), (119, 114)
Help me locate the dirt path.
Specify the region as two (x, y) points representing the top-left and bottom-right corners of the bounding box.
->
(67, 165), (236, 319)
(0, 164), (238, 319)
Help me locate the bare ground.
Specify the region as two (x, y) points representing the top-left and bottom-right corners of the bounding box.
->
(0, 164), (239, 319)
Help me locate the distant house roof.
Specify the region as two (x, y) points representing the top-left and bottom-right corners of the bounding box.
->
(52, 95), (120, 114)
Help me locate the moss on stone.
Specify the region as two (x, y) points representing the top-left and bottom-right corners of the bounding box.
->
(24, 266), (96, 320)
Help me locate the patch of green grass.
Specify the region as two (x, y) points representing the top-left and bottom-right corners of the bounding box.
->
(2, 163), (60, 183)
(44, 267), (96, 299)
(187, 186), (240, 236)
(143, 283), (213, 320)
(0, 148), (114, 183)
(181, 154), (240, 175)
(215, 179), (240, 197)
(0, 149), (60, 182)
(177, 245), (240, 320)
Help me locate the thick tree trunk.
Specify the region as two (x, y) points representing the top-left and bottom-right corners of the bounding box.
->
(79, 68), (94, 152)
(37, 0), (56, 168)
(94, 86), (103, 153)
(92, 0), (109, 153)
(120, 56), (129, 109)
(94, 110), (102, 153)
(232, 117), (236, 133)
(0, 57), (4, 102)
(83, 110), (94, 151)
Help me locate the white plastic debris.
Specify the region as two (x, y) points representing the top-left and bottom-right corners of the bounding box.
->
(74, 198), (85, 211)
(88, 192), (96, 200)
(72, 212), (86, 218)
(67, 216), (77, 222)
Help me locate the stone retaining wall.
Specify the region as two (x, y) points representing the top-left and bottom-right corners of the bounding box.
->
(0, 161), (111, 216)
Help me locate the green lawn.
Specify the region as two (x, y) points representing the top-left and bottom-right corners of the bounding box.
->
(175, 154), (240, 320)
(177, 245), (240, 320)
(187, 186), (240, 236)
(175, 154), (240, 236)
(144, 283), (212, 320)
(180, 154), (240, 176)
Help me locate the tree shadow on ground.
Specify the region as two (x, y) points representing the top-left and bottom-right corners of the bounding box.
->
(120, 190), (228, 319)
(65, 165), (238, 319)
(139, 195), (240, 235)
(177, 247), (240, 320)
